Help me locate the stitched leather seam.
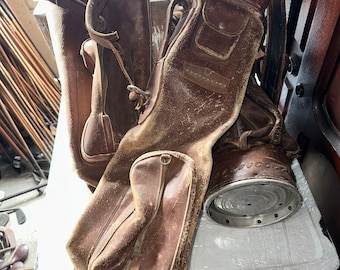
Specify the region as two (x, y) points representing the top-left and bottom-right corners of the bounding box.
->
(183, 62), (229, 94)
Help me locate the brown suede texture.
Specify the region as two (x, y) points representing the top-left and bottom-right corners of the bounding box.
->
(49, 0), (152, 188)
(46, 0), (105, 187)
(66, 0), (266, 269)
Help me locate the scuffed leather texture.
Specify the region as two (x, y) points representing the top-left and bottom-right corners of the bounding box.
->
(195, 0), (250, 60)
(217, 78), (300, 158)
(46, 0), (105, 187)
(209, 81), (300, 192)
(49, 0), (152, 187)
(81, 151), (196, 269)
(85, 0), (152, 89)
(67, 0), (266, 269)
(79, 0), (152, 177)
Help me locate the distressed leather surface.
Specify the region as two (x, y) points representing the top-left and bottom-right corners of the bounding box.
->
(207, 78), (300, 199)
(81, 0), (152, 182)
(67, 0), (267, 269)
(87, 151), (196, 269)
(216, 78), (300, 157)
(46, 0), (103, 187)
(48, 0), (152, 188)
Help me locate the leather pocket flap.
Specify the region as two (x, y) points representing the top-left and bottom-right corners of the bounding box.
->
(194, 0), (250, 60)
(203, 0), (249, 36)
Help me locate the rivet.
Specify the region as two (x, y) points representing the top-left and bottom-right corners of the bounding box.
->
(219, 22), (225, 30)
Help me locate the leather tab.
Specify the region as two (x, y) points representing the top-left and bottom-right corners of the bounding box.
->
(204, 0), (249, 36)
(80, 39), (96, 74)
(183, 62), (230, 94)
(81, 113), (117, 163)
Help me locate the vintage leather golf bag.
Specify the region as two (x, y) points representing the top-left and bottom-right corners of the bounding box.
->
(46, 0), (151, 188)
(47, 0), (302, 268)
(63, 0), (278, 269)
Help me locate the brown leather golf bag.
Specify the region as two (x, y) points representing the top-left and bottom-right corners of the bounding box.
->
(47, 0), (302, 268)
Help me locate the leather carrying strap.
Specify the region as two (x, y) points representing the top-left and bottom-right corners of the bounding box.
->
(85, 0), (151, 110)
(66, 0), (151, 185)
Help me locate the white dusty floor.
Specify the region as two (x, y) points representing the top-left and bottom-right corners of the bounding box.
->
(34, 98), (91, 270)
(0, 97), (91, 270)
(0, 164), (43, 269)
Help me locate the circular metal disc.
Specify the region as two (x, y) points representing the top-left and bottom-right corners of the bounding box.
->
(205, 178), (302, 227)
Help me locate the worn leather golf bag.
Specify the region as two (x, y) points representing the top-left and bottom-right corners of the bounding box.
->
(46, 0), (151, 188)
(63, 0), (278, 269)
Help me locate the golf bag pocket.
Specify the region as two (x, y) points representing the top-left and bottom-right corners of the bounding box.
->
(194, 0), (250, 60)
(87, 150), (196, 270)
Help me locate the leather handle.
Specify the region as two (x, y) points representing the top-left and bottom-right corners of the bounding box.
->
(85, 0), (119, 48)
(84, 0), (134, 85)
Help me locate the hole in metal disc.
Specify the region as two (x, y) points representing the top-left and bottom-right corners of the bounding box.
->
(226, 219), (230, 224)
(247, 203), (252, 206)
(274, 213), (279, 218)
(257, 220), (262, 224)
(288, 206), (292, 210)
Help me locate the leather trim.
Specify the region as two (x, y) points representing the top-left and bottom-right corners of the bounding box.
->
(194, 0), (250, 60)
(183, 62), (230, 94)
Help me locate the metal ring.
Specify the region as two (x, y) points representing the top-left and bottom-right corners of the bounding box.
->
(127, 85), (150, 97)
